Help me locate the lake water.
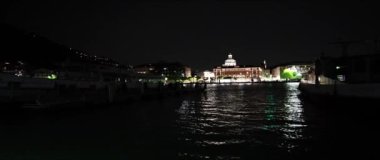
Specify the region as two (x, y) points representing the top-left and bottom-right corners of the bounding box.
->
(0, 82), (378, 159)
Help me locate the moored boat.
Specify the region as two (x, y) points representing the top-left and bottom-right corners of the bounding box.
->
(299, 53), (380, 104)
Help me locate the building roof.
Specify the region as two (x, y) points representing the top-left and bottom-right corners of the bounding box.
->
(222, 53), (237, 67)
(269, 61), (313, 69)
(214, 65), (262, 69)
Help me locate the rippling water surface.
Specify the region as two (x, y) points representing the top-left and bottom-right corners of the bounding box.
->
(0, 83), (378, 159)
(175, 83), (306, 159)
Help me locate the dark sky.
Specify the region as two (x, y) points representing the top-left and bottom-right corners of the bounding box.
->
(2, 0), (380, 70)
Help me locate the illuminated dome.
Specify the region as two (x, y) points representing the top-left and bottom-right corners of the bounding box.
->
(223, 53), (237, 67)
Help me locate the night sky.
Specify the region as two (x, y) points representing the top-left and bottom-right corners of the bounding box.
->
(1, 0), (380, 70)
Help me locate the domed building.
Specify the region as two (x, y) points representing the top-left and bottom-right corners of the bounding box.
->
(223, 53), (237, 67)
(213, 53), (262, 83)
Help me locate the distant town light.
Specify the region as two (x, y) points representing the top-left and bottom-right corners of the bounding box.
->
(15, 71), (23, 77)
(337, 75), (345, 81)
(47, 74), (57, 80)
(336, 66), (341, 70)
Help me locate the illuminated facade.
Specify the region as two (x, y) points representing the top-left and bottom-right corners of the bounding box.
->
(270, 62), (311, 81)
(223, 53), (237, 67)
(213, 53), (262, 82)
(184, 66), (192, 78)
(201, 70), (215, 83)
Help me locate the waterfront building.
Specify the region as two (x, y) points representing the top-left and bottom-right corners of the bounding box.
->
(133, 62), (192, 82)
(270, 61), (312, 81)
(213, 53), (262, 83)
(200, 70), (215, 83)
(133, 64), (155, 75)
(184, 66), (192, 78)
(304, 54), (380, 84)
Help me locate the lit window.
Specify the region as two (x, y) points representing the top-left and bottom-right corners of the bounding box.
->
(337, 75), (345, 81)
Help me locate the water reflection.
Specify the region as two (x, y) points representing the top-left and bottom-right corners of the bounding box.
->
(1, 82), (374, 160)
(176, 83), (307, 159)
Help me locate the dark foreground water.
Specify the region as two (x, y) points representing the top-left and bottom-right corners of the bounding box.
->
(0, 83), (378, 159)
